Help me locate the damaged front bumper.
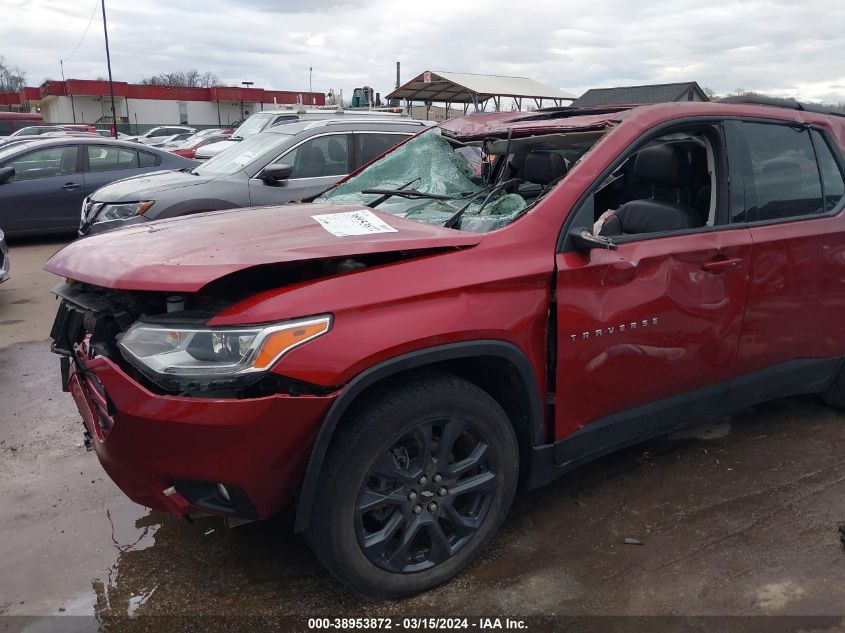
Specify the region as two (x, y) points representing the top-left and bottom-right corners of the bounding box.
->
(51, 303), (337, 521)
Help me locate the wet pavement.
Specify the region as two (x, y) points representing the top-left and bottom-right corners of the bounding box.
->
(1, 239), (844, 628)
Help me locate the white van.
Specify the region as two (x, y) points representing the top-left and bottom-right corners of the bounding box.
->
(195, 107), (404, 160)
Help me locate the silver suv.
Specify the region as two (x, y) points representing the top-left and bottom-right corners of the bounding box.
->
(80, 118), (428, 235)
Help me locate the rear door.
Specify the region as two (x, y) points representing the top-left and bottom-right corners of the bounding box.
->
(352, 131), (412, 169)
(725, 120), (845, 403)
(248, 132), (351, 205)
(82, 145), (160, 198)
(0, 144), (83, 234)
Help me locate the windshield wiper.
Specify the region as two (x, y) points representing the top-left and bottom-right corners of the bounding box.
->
(361, 188), (455, 201)
(361, 178), (421, 207)
(443, 178), (522, 229)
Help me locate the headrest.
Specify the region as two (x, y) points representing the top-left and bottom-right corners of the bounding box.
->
(327, 138), (346, 162)
(523, 152), (567, 186)
(599, 199), (701, 236)
(634, 144), (691, 187)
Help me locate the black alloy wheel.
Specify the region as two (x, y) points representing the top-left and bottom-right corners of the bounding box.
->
(355, 418), (495, 572)
(306, 373), (519, 599)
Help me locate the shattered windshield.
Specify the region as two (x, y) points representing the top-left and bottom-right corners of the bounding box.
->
(317, 126), (605, 233)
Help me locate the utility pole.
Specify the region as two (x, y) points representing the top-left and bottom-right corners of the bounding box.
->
(101, 0), (118, 137)
(309, 65), (313, 105)
(60, 59), (77, 123)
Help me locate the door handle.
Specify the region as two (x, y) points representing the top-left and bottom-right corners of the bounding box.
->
(702, 258), (742, 273)
(62, 182), (81, 191)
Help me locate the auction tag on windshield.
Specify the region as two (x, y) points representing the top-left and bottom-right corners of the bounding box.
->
(312, 210), (398, 237)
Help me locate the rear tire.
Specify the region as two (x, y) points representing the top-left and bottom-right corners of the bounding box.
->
(306, 373), (518, 599)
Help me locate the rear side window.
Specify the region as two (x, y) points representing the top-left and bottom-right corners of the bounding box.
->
(5, 146), (79, 181)
(810, 130), (845, 211)
(355, 133), (407, 166)
(138, 151), (159, 167)
(740, 122), (824, 221)
(87, 146), (139, 172)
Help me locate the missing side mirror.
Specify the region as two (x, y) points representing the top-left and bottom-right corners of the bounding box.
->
(571, 228), (617, 252)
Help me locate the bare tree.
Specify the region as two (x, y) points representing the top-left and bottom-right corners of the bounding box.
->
(140, 70), (221, 88)
(0, 56), (27, 92)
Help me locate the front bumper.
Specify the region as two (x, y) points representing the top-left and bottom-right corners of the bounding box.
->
(64, 344), (336, 520)
(0, 233), (9, 283)
(79, 213), (149, 237)
(0, 250), (8, 283)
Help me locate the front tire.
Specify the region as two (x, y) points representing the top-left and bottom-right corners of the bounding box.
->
(306, 374), (519, 599)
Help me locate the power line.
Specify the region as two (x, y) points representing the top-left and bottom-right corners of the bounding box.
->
(63, 0), (100, 62)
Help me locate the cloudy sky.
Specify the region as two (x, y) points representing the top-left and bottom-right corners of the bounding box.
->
(2, 0), (844, 104)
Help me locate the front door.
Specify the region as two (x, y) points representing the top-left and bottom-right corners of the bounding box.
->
(0, 144), (83, 234)
(552, 125), (752, 461)
(248, 133), (351, 205)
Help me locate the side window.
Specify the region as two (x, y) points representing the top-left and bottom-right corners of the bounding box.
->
(280, 135), (349, 179)
(355, 133), (407, 166)
(740, 123), (823, 222)
(5, 146), (79, 181)
(810, 130), (845, 211)
(272, 115), (297, 126)
(138, 151), (159, 167)
(87, 146), (139, 172)
(590, 126), (721, 239)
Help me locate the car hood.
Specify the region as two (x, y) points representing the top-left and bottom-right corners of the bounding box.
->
(45, 204), (483, 292)
(89, 169), (215, 203)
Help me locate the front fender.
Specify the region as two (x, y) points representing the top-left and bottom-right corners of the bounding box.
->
(291, 340), (544, 533)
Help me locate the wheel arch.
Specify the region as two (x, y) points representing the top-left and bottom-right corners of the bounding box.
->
(294, 340), (545, 533)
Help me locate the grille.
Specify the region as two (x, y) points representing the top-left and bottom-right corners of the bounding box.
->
(82, 198), (105, 222)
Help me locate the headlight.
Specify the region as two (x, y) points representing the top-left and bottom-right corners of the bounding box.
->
(117, 315), (331, 384)
(95, 201), (155, 223)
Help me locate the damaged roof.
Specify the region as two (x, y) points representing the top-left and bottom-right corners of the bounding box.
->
(387, 71), (577, 104)
(572, 82), (709, 107)
(439, 105), (631, 139)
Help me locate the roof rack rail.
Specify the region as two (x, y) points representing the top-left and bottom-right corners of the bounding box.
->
(719, 95), (845, 118)
(303, 118), (428, 129)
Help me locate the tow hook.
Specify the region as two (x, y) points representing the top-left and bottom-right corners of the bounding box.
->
(82, 429), (93, 452)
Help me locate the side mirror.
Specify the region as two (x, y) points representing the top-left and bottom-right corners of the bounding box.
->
(261, 163), (292, 182)
(0, 166), (15, 184)
(571, 228), (618, 252)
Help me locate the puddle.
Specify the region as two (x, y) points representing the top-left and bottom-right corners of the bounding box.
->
(0, 502), (162, 616)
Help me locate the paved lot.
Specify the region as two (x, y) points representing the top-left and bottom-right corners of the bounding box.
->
(1, 238), (844, 627)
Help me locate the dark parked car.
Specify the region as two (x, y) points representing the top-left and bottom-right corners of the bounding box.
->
(47, 98), (845, 598)
(0, 137), (196, 236)
(80, 118), (427, 235)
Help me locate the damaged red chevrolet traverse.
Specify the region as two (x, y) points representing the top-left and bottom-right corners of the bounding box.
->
(47, 99), (845, 598)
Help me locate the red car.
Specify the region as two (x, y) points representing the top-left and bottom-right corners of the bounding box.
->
(47, 98), (845, 598)
(168, 130), (232, 159)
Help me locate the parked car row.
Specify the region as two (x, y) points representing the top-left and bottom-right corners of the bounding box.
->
(41, 98), (845, 599)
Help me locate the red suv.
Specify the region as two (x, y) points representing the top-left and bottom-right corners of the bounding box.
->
(47, 99), (845, 598)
